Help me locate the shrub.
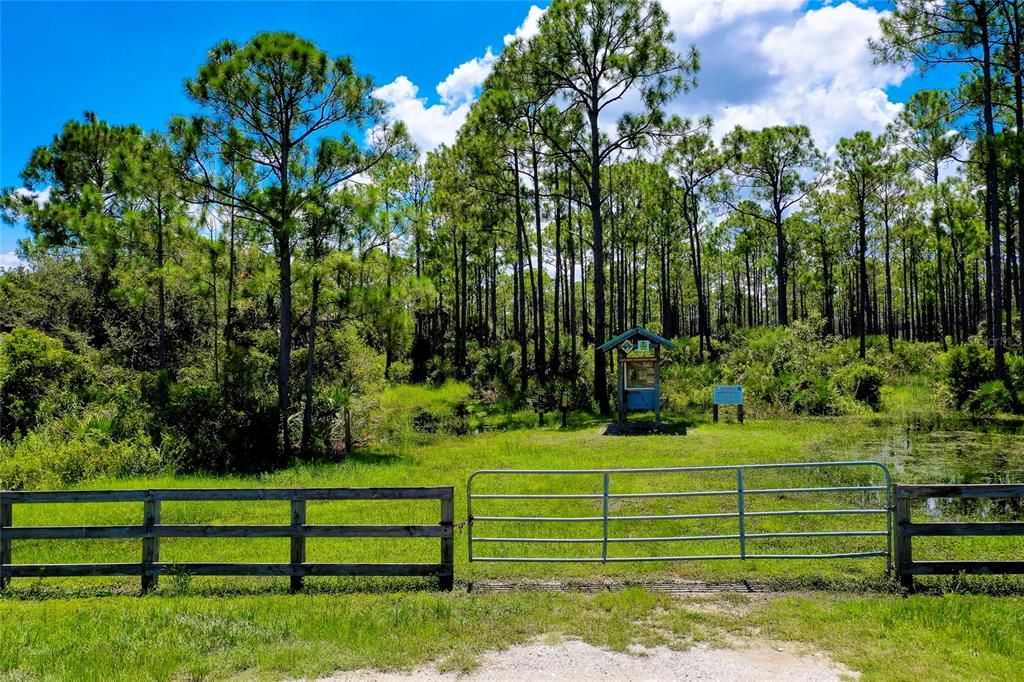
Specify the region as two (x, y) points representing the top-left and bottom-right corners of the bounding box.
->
(791, 376), (843, 416)
(833, 362), (885, 410)
(0, 428), (162, 490)
(945, 342), (994, 408)
(890, 339), (944, 377)
(0, 327), (93, 439)
(467, 341), (520, 401)
(965, 380), (1014, 415)
(140, 349), (280, 474)
(387, 359), (412, 383)
(713, 322), (841, 415)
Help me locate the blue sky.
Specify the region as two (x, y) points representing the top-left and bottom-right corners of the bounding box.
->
(1, 1), (954, 258)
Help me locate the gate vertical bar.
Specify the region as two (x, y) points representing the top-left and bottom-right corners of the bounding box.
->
(467, 483), (474, 562)
(0, 496), (11, 590)
(885, 468), (893, 577)
(141, 492), (160, 593)
(290, 497), (306, 593)
(737, 468), (746, 559)
(602, 473), (610, 562)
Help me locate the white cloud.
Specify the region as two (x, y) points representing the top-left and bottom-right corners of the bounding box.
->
(663, 1), (910, 151)
(376, 1), (908, 156)
(760, 3), (905, 90)
(373, 76), (473, 153)
(375, 6), (545, 153)
(663, 0), (803, 38)
(0, 251), (26, 271)
(436, 48), (497, 107)
(504, 5), (545, 46)
(14, 186), (52, 207)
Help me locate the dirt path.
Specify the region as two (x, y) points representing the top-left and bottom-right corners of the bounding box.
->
(320, 639), (857, 681)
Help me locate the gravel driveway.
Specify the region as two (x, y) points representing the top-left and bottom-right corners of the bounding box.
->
(321, 639), (856, 681)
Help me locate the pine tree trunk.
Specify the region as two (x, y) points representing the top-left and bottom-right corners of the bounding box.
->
(301, 276), (320, 454)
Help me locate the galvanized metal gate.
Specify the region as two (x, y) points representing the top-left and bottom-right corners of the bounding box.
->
(467, 462), (892, 572)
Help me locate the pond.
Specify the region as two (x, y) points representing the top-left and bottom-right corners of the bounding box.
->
(818, 417), (1024, 520)
(829, 416), (1024, 485)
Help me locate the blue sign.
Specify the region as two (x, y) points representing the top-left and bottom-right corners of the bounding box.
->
(713, 385), (743, 406)
(626, 390), (658, 410)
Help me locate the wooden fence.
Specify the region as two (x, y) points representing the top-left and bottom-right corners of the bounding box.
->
(0, 486), (455, 593)
(894, 483), (1024, 589)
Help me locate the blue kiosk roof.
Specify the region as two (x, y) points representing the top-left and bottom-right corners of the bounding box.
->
(598, 327), (675, 353)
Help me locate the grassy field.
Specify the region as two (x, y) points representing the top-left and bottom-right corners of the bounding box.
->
(3, 384), (1024, 680)
(2, 589), (1023, 681)
(4, 415), (905, 587)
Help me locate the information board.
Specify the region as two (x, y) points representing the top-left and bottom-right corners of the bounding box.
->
(713, 385), (743, 406)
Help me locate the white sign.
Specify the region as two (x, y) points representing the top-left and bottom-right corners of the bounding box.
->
(637, 340), (651, 352)
(620, 340), (634, 352)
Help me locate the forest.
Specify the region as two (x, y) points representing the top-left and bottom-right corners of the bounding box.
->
(3, 0), (1024, 487)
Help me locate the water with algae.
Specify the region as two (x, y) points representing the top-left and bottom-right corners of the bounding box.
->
(830, 416), (1024, 519)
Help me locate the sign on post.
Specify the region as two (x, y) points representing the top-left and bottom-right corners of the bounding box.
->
(712, 385), (744, 423)
(713, 385), (743, 405)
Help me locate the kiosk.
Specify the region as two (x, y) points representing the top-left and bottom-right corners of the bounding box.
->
(598, 327), (675, 426)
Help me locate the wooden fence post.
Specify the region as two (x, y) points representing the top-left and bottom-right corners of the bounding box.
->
(440, 490), (454, 591)
(290, 498), (306, 593)
(894, 491), (913, 591)
(0, 497), (12, 591)
(141, 493), (160, 593)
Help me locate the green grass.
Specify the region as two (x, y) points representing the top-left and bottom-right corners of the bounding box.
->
(744, 593), (1024, 681)
(380, 381), (472, 417)
(0, 589), (693, 681)
(3, 416), (905, 589)
(2, 589), (1023, 681)
(879, 375), (943, 419)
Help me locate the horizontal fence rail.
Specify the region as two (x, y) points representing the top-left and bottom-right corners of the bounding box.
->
(0, 487), (455, 593)
(467, 462), (891, 570)
(895, 484), (1024, 589)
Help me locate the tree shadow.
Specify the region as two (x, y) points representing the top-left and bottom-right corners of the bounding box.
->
(339, 449), (407, 467)
(603, 420), (690, 436)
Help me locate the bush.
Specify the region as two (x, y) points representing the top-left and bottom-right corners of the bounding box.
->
(945, 342), (994, 408)
(0, 428), (162, 490)
(713, 322), (843, 415)
(964, 380), (1014, 415)
(387, 359), (412, 383)
(889, 339), (944, 377)
(141, 349), (279, 474)
(791, 377), (843, 416)
(833, 362), (885, 410)
(0, 327), (93, 439)
(467, 341), (521, 402)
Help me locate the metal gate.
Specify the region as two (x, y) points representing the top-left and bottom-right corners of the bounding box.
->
(467, 461), (892, 573)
